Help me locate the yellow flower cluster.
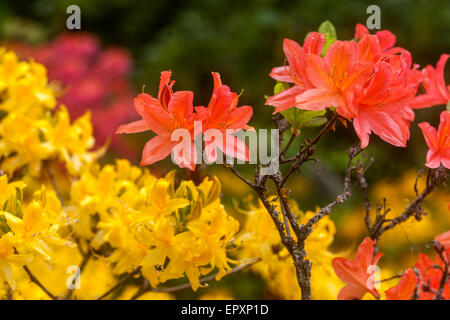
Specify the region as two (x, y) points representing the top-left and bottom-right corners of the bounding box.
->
(70, 160), (240, 291)
(0, 175), (72, 289)
(237, 197), (343, 299)
(0, 49), (103, 176)
(0, 49), (241, 299)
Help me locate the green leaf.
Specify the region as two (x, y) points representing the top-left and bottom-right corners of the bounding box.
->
(318, 20), (337, 55)
(281, 108), (327, 130)
(302, 116), (328, 128)
(273, 81), (290, 95)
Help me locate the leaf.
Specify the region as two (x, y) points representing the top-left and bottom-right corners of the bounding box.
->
(302, 116), (328, 128)
(318, 20), (337, 55)
(273, 82), (290, 95)
(281, 108), (327, 130)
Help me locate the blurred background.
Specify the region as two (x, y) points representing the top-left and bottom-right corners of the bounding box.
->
(0, 0), (448, 299)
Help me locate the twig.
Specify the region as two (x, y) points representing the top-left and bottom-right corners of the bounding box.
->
(96, 267), (141, 300)
(375, 167), (448, 240)
(411, 268), (422, 300)
(222, 164), (255, 189)
(23, 266), (58, 300)
(433, 241), (449, 300)
(131, 258), (261, 299)
(280, 131), (297, 159)
(303, 145), (361, 235)
(379, 273), (403, 283)
(280, 113), (339, 186)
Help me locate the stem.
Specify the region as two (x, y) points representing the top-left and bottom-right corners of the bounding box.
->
(131, 258), (261, 299)
(96, 267), (141, 300)
(23, 266), (58, 300)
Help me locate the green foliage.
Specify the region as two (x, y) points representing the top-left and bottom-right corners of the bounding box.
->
(318, 20), (337, 55)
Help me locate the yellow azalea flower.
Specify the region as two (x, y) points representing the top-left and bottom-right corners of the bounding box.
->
(0, 113), (54, 176)
(0, 50), (55, 117)
(139, 178), (190, 220)
(0, 233), (32, 288)
(0, 174), (26, 211)
(1, 198), (73, 265)
(47, 107), (105, 175)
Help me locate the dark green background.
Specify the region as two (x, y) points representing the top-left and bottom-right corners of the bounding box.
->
(1, 0), (448, 299)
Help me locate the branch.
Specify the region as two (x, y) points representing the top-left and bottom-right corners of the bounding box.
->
(280, 113), (339, 186)
(374, 167), (448, 240)
(302, 145), (362, 237)
(131, 258), (261, 299)
(23, 266), (58, 300)
(96, 267), (141, 300)
(433, 241), (449, 300)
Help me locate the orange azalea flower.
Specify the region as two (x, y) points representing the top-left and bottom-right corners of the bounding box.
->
(116, 71), (197, 170)
(418, 110), (450, 169)
(435, 230), (450, 250)
(332, 237), (383, 300)
(349, 60), (416, 148)
(117, 71), (254, 169)
(385, 268), (418, 300)
(386, 251), (450, 300)
(354, 23), (396, 54)
(267, 25), (422, 149)
(412, 54), (450, 109)
(266, 32), (326, 113)
(267, 36), (374, 117)
(195, 72), (253, 162)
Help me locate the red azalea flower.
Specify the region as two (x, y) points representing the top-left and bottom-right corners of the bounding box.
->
(435, 230), (450, 250)
(354, 23), (396, 53)
(349, 59), (416, 148)
(265, 32), (326, 113)
(267, 29), (420, 148)
(418, 110), (450, 169)
(116, 71), (197, 170)
(195, 72), (253, 163)
(412, 54), (450, 109)
(386, 252), (450, 300)
(385, 268), (418, 300)
(332, 237), (383, 300)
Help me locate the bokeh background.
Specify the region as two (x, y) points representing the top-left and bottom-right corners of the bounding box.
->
(0, 0), (448, 299)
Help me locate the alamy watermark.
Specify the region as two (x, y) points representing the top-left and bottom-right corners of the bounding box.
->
(366, 5), (381, 30)
(66, 5), (81, 30)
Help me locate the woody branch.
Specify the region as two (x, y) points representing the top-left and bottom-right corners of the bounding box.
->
(225, 112), (365, 300)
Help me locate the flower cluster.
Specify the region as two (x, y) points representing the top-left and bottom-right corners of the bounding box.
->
(70, 160), (240, 290)
(0, 175), (73, 288)
(266, 23), (449, 161)
(237, 197), (343, 299)
(117, 71), (253, 170)
(0, 49), (104, 176)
